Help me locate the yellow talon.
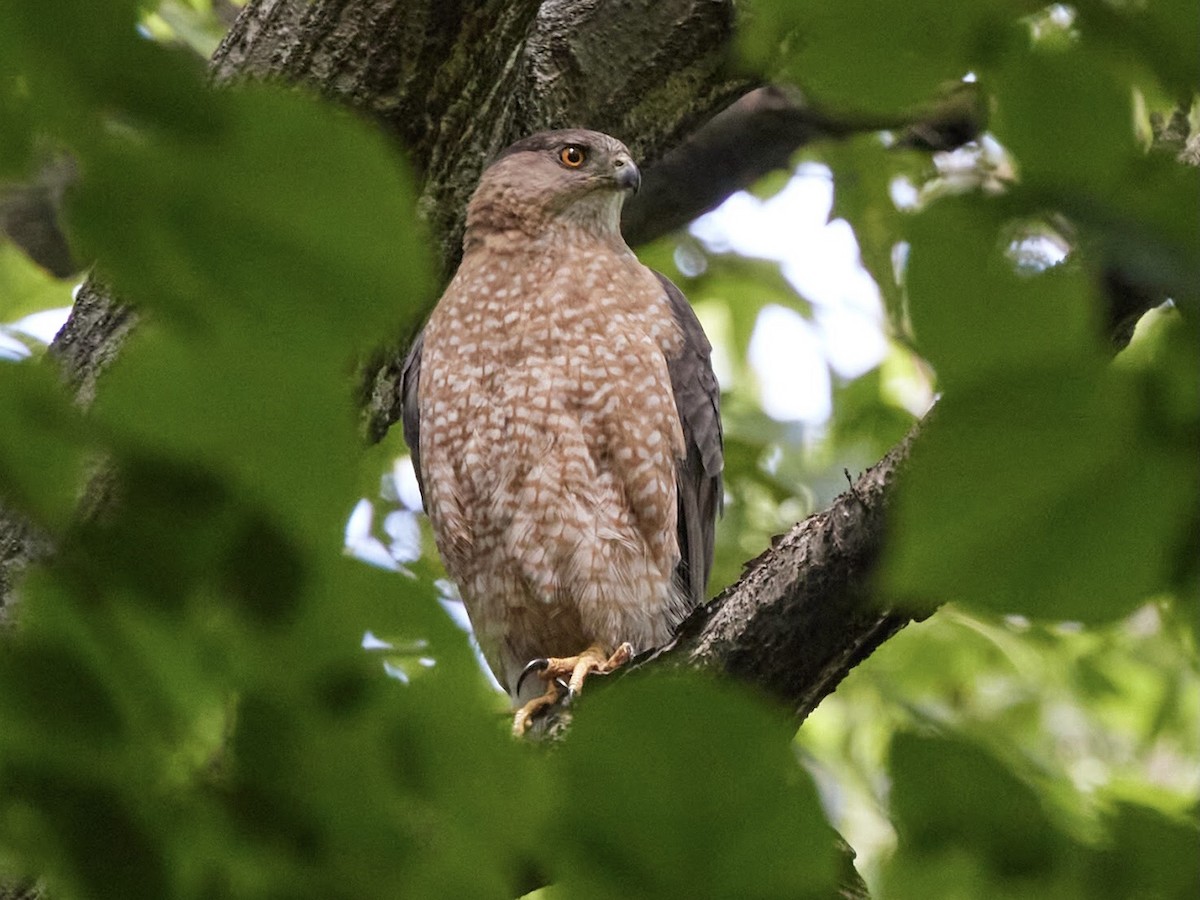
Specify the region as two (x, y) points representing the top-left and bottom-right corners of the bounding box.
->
(512, 641), (635, 735)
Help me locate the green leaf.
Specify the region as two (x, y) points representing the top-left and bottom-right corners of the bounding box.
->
(685, 253), (812, 367)
(0, 80), (36, 177)
(884, 364), (1198, 621)
(1083, 801), (1200, 899)
(1074, 0), (1200, 101)
(829, 365), (918, 460)
(991, 42), (1200, 310)
(883, 196), (1199, 622)
(0, 243), (76, 324)
(887, 733), (1068, 889)
(903, 197), (1103, 390)
(2, 768), (170, 900)
(991, 45), (1139, 195)
(92, 325), (362, 546)
(0, 359), (90, 528)
(67, 87), (431, 348)
(885, 732), (1200, 899)
(57, 85), (432, 543)
(0, 638), (125, 746)
(740, 0), (1023, 116)
(0, 0), (210, 148)
(555, 673), (840, 898)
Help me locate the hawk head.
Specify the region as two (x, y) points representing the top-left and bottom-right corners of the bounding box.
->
(464, 129), (640, 244)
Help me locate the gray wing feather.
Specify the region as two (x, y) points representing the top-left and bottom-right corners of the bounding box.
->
(654, 271), (724, 608)
(399, 330), (427, 504)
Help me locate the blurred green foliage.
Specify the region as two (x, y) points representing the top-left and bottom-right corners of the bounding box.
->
(1, 0), (1197, 899)
(0, 245), (74, 339)
(739, 0), (1199, 894)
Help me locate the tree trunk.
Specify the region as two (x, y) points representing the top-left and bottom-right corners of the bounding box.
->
(210, 0), (748, 277)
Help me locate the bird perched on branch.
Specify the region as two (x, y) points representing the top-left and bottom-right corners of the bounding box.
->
(400, 129), (722, 733)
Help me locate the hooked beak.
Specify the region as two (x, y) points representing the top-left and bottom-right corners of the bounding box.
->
(612, 155), (641, 194)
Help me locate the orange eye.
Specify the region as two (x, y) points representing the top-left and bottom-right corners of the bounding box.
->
(559, 145), (586, 167)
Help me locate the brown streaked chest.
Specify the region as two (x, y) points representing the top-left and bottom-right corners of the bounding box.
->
(418, 232), (683, 445)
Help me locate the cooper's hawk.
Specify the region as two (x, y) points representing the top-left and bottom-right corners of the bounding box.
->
(400, 129), (722, 732)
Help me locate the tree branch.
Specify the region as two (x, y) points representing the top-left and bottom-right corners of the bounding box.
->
(535, 424), (919, 743)
(0, 153), (79, 278)
(211, 0), (748, 278)
(653, 429), (920, 725)
(623, 81), (987, 246)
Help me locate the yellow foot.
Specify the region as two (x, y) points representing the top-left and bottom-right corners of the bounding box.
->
(511, 681), (562, 737)
(512, 641), (634, 736)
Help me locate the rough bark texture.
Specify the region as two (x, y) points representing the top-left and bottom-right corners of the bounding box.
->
(0, 283), (136, 628)
(658, 429), (920, 724)
(210, 0), (747, 279)
(0, 505), (51, 632)
(46, 280), (140, 408)
(537, 426), (919, 745)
